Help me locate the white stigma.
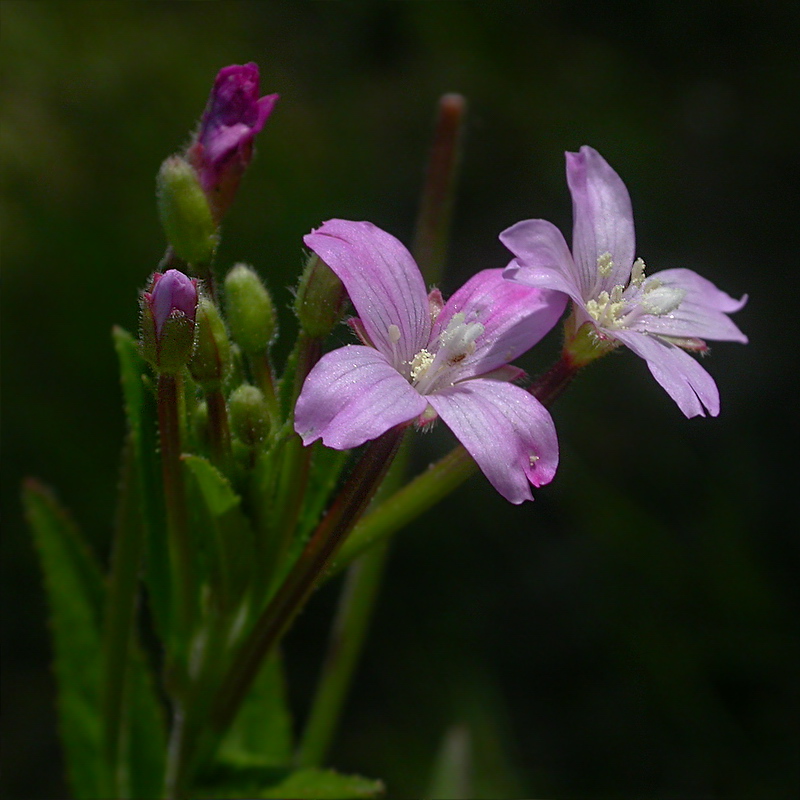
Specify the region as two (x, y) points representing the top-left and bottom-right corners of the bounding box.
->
(641, 285), (686, 316)
(439, 312), (484, 362)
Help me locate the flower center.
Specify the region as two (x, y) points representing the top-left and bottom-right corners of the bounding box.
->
(408, 312), (485, 393)
(586, 256), (685, 330)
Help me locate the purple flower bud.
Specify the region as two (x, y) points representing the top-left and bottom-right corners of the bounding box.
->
(186, 63), (278, 221)
(140, 269), (199, 374)
(149, 269), (198, 335)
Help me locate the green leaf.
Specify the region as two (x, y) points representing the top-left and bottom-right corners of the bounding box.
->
(218, 652), (293, 767)
(183, 454), (256, 610)
(183, 453), (241, 517)
(198, 765), (385, 799)
(113, 326), (171, 639)
(23, 480), (109, 799)
(120, 643), (167, 800)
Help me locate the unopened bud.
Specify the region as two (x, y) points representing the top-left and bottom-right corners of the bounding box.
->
(229, 384), (270, 446)
(186, 63), (279, 222)
(189, 297), (232, 389)
(224, 264), (277, 353)
(294, 253), (346, 337)
(157, 155), (218, 265)
(140, 269), (198, 374)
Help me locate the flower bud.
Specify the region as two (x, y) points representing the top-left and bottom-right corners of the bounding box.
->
(224, 264), (277, 354)
(186, 63), (279, 222)
(229, 384), (270, 446)
(140, 269), (198, 374)
(156, 155), (218, 265)
(294, 253), (346, 337)
(189, 297), (232, 390)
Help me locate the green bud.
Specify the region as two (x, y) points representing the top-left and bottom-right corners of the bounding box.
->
(189, 297), (232, 389)
(224, 263), (277, 353)
(294, 253), (346, 337)
(156, 155), (218, 265)
(229, 384), (270, 446)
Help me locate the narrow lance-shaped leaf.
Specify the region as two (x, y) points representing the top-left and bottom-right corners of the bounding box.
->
(23, 480), (109, 800)
(183, 454), (256, 611)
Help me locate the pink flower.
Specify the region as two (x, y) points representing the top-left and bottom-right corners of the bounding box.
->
(501, 146), (748, 418)
(294, 219), (567, 504)
(186, 63), (278, 220)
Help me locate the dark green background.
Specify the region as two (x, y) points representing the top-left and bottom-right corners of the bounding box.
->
(2, 2), (797, 797)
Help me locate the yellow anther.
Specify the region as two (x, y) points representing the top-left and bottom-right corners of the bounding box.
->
(597, 252), (614, 278)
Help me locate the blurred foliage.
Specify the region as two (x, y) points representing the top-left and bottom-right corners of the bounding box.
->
(2, 1), (798, 798)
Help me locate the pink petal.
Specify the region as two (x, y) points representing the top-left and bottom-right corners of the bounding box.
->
(500, 219), (584, 304)
(615, 330), (720, 417)
(632, 268), (748, 343)
(294, 345), (427, 449)
(566, 146), (636, 294)
(304, 220), (431, 366)
(427, 380), (558, 504)
(432, 268), (567, 380)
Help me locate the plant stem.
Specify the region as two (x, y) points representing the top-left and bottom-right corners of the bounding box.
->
(296, 541), (390, 768)
(249, 351), (281, 429)
(528, 349), (582, 407)
(259, 331), (324, 589)
(333, 443), (477, 576)
(210, 426), (406, 739)
(412, 93), (467, 285)
(205, 387), (233, 475)
(164, 704), (188, 800)
(157, 373), (195, 646)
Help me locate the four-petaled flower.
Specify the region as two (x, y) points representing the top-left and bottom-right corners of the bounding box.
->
(500, 146), (748, 418)
(187, 62), (278, 220)
(294, 219), (567, 503)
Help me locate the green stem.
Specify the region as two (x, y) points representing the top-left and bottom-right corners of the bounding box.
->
(333, 444), (476, 577)
(157, 373), (195, 647)
(249, 351), (281, 429)
(164, 704), (188, 800)
(101, 437), (144, 798)
(412, 93), (467, 285)
(296, 542), (390, 767)
(210, 426), (406, 740)
(259, 332), (323, 588)
(528, 348), (582, 407)
(205, 387), (233, 475)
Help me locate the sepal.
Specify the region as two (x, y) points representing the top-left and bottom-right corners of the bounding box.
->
(294, 253), (346, 337)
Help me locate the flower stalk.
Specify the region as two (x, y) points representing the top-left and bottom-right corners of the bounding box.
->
(210, 426), (406, 741)
(157, 373), (195, 648)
